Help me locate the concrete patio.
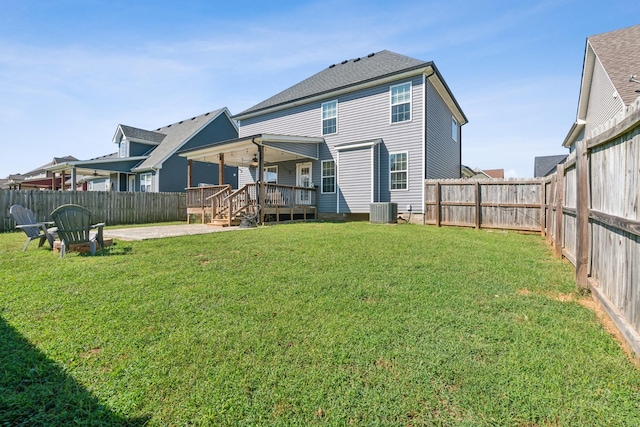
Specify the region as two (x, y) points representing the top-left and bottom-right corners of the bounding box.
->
(103, 224), (253, 241)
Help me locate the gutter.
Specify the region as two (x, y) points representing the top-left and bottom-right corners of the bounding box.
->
(562, 119), (586, 148)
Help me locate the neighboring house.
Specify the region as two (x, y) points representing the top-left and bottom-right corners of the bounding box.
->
(46, 108), (238, 192)
(461, 166), (490, 179)
(563, 24), (640, 150)
(534, 154), (568, 177)
(460, 166), (504, 179)
(1, 156), (81, 190)
(181, 50), (467, 222)
(483, 169), (504, 179)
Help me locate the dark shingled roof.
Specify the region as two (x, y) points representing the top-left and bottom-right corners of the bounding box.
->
(534, 154), (568, 177)
(589, 24), (640, 106)
(134, 109), (225, 171)
(235, 50), (431, 117)
(119, 125), (166, 143)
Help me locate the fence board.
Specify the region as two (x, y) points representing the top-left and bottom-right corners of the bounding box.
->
(424, 179), (544, 232)
(0, 190), (186, 232)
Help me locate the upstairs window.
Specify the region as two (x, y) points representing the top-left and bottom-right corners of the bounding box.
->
(119, 140), (127, 158)
(391, 82), (411, 123)
(321, 160), (335, 193)
(390, 152), (408, 190)
(452, 117), (458, 142)
(322, 100), (337, 135)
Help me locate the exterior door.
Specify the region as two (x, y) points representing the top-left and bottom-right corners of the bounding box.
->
(296, 162), (312, 205)
(128, 175), (135, 192)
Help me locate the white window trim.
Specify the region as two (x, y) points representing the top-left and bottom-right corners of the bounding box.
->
(452, 116), (458, 142)
(389, 82), (412, 124)
(321, 160), (336, 194)
(321, 100), (338, 135)
(263, 165), (278, 184)
(389, 151), (409, 191)
(140, 172), (153, 192)
(119, 140), (128, 158)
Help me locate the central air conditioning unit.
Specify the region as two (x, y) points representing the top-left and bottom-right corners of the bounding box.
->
(370, 202), (397, 224)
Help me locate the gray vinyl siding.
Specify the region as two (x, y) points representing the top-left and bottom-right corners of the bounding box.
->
(425, 78), (461, 179)
(585, 56), (625, 138)
(338, 146), (374, 213)
(238, 75), (425, 214)
(238, 166), (254, 187)
(128, 141), (155, 157)
(373, 144), (380, 203)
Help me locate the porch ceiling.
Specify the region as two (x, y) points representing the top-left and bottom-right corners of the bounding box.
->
(179, 134), (324, 167)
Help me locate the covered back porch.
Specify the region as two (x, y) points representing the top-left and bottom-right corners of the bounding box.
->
(180, 134), (323, 225)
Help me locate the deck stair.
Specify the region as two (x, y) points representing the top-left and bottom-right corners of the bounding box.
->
(207, 184), (255, 227)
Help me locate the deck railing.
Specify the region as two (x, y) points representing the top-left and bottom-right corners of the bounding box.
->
(262, 183), (317, 207)
(186, 185), (231, 210)
(187, 183), (317, 224)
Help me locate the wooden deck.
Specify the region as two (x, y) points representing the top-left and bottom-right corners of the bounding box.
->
(186, 183), (317, 225)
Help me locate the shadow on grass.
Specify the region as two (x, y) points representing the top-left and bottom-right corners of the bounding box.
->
(0, 316), (148, 426)
(76, 244), (133, 257)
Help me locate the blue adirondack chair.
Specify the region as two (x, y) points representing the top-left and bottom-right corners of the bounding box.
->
(50, 204), (105, 257)
(10, 204), (58, 251)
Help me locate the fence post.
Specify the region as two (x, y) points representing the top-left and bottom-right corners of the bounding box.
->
(474, 181), (481, 229)
(435, 181), (441, 227)
(575, 139), (589, 289)
(540, 179), (546, 237)
(554, 164), (564, 258)
(546, 176), (555, 246)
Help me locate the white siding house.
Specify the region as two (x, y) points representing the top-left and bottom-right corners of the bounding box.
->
(564, 24), (640, 150)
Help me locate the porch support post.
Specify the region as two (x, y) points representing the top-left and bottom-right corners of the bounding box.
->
(51, 173), (56, 190)
(219, 153), (225, 186)
(258, 145), (265, 224)
(187, 159), (193, 188)
(61, 170), (66, 191)
(70, 167), (77, 191)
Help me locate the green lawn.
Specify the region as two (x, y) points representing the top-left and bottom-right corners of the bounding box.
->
(1, 222), (639, 426)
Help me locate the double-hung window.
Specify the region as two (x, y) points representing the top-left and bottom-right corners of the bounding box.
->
(390, 152), (408, 190)
(119, 140), (127, 158)
(322, 100), (337, 135)
(321, 160), (335, 193)
(140, 172), (152, 192)
(390, 82), (411, 123)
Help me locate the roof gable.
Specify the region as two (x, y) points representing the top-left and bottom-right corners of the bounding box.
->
(116, 125), (166, 144)
(235, 50), (431, 118)
(133, 108), (233, 171)
(588, 24), (640, 106)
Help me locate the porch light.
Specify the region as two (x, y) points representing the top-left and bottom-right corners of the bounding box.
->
(251, 156), (259, 166)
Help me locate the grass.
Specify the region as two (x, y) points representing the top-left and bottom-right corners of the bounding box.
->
(1, 222), (639, 426)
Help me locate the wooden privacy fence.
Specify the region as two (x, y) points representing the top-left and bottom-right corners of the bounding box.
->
(0, 190), (187, 232)
(424, 179), (545, 233)
(425, 104), (640, 357)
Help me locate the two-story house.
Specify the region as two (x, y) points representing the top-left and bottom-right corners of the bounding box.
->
(46, 108), (238, 192)
(180, 50), (467, 223)
(563, 24), (640, 151)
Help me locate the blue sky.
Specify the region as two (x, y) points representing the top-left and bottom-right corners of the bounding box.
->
(0, 0), (637, 178)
